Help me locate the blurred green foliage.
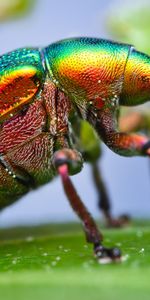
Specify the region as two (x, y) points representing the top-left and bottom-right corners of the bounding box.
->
(79, 120), (101, 162)
(107, 5), (150, 54)
(0, 0), (36, 22)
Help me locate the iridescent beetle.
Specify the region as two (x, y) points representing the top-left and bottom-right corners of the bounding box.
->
(0, 37), (150, 263)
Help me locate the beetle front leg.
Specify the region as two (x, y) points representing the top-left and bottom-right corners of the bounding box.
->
(53, 148), (121, 263)
(91, 108), (150, 157)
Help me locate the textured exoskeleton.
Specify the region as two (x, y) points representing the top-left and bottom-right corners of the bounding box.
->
(0, 37), (150, 262)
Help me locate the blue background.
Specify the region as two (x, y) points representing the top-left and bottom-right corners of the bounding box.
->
(0, 0), (149, 227)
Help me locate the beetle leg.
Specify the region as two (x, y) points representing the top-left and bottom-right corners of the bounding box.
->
(70, 114), (129, 228)
(53, 149), (121, 263)
(91, 161), (130, 228)
(89, 108), (150, 157)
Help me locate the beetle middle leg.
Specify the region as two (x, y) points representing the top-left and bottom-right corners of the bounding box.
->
(89, 107), (150, 157)
(52, 148), (121, 263)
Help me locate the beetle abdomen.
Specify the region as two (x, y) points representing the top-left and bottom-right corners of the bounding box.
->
(0, 163), (28, 209)
(44, 37), (131, 108)
(120, 49), (150, 106)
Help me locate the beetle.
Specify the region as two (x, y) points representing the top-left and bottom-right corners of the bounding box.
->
(0, 37), (150, 263)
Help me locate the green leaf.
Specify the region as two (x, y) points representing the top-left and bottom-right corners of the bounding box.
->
(0, 221), (150, 300)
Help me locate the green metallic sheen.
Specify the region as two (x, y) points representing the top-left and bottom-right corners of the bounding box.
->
(0, 48), (44, 78)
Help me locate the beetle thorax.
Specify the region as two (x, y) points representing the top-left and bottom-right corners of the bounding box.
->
(41, 78), (72, 137)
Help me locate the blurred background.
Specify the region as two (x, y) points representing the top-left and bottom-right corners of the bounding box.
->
(0, 0), (150, 227)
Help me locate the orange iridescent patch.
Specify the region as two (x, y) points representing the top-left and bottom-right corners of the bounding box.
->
(0, 66), (40, 119)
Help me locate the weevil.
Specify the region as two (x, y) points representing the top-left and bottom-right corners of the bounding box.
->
(0, 37), (150, 263)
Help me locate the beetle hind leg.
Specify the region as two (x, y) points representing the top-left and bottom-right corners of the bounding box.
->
(53, 148), (121, 263)
(92, 161), (130, 228)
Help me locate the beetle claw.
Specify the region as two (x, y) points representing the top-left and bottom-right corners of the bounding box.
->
(94, 244), (121, 264)
(107, 214), (130, 228)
